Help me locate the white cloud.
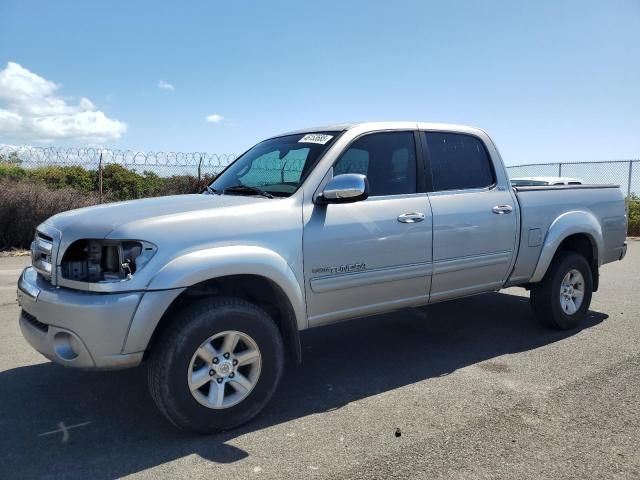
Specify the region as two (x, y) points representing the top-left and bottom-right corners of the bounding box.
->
(157, 80), (175, 91)
(205, 113), (224, 123)
(0, 62), (126, 143)
(0, 109), (22, 133)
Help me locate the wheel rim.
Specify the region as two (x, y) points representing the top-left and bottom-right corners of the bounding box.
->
(559, 269), (585, 315)
(187, 330), (262, 409)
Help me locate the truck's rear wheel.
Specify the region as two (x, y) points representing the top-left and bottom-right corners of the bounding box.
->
(148, 297), (284, 433)
(530, 251), (593, 329)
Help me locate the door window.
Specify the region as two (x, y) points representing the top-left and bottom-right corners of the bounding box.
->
(425, 133), (494, 191)
(333, 131), (417, 196)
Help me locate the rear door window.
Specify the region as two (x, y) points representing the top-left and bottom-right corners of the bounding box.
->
(425, 132), (495, 191)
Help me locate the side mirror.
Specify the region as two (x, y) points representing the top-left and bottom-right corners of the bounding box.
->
(316, 173), (369, 204)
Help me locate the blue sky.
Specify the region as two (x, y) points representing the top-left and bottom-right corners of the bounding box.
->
(0, 0), (639, 165)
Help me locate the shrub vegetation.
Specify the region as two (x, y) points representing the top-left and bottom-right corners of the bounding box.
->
(0, 163), (215, 200)
(628, 197), (640, 236)
(0, 181), (102, 249)
(0, 163), (216, 249)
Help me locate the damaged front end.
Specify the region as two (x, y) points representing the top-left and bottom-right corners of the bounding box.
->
(59, 239), (157, 289)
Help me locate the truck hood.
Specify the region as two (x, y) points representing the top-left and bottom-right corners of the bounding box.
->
(40, 192), (302, 293)
(43, 194), (273, 240)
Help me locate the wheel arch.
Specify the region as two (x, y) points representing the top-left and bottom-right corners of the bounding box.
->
(530, 211), (602, 289)
(122, 246), (306, 363)
(148, 274), (302, 364)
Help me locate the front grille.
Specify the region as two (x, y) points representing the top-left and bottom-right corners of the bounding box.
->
(22, 311), (49, 333)
(31, 229), (58, 285)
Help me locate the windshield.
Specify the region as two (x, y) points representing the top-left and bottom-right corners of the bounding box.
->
(208, 132), (340, 197)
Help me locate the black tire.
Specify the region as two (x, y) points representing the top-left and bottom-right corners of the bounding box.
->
(148, 296), (285, 433)
(530, 251), (593, 330)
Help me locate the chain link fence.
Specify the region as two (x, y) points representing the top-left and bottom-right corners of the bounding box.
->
(0, 145), (236, 173)
(0, 145), (236, 201)
(507, 160), (640, 236)
(506, 160), (640, 198)
(2, 145), (639, 199)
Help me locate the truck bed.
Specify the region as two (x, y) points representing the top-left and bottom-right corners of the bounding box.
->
(508, 184), (627, 285)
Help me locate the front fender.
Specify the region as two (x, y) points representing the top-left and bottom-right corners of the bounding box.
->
(149, 245), (306, 326)
(530, 210), (603, 283)
(121, 246), (306, 354)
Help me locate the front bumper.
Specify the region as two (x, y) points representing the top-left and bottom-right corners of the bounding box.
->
(17, 267), (144, 369)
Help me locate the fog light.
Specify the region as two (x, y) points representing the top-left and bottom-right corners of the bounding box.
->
(53, 331), (79, 361)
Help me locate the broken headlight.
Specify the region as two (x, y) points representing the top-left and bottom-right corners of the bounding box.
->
(60, 240), (156, 283)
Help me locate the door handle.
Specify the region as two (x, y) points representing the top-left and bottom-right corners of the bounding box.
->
(492, 204), (513, 214)
(398, 212), (425, 223)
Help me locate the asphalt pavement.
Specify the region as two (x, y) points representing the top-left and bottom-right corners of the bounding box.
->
(0, 244), (638, 479)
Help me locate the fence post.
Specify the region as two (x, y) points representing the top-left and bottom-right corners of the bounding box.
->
(628, 161), (633, 199)
(558, 163), (562, 176)
(98, 152), (103, 204)
(198, 154), (203, 192)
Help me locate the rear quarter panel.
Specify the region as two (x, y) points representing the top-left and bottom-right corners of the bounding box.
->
(508, 185), (627, 285)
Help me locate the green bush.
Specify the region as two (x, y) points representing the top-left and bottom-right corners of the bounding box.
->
(28, 165), (96, 192)
(101, 164), (148, 200)
(0, 163), (28, 181)
(0, 163), (97, 191)
(154, 173), (214, 196)
(0, 161), (212, 249)
(628, 198), (640, 236)
(0, 162), (206, 201)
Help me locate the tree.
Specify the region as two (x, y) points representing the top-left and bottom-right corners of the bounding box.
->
(0, 151), (22, 165)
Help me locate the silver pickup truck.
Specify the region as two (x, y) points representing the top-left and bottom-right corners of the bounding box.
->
(17, 122), (627, 433)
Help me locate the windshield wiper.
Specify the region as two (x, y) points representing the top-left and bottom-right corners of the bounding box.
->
(203, 185), (221, 195)
(223, 185), (274, 199)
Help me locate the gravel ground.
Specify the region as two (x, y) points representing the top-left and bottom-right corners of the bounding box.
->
(0, 244), (638, 480)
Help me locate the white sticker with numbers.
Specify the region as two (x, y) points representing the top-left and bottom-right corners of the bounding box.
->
(298, 133), (334, 145)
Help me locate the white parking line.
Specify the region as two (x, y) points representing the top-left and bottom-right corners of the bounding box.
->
(38, 421), (91, 443)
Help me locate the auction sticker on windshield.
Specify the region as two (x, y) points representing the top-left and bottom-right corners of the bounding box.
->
(299, 134), (333, 144)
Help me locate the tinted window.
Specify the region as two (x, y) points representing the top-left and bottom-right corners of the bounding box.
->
(333, 131), (417, 196)
(426, 133), (494, 191)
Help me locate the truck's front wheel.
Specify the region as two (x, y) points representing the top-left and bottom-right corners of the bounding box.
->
(148, 297), (284, 433)
(530, 251), (593, 330)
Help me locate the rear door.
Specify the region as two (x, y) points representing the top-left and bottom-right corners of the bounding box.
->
(421, 131), (518, 302)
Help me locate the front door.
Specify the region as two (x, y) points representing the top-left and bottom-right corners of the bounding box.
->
(303, 131), (433, 326)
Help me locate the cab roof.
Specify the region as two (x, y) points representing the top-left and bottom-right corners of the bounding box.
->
(277, 121), (486, 137)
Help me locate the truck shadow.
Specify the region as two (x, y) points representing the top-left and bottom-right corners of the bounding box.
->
(0, 291), (607, 479)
